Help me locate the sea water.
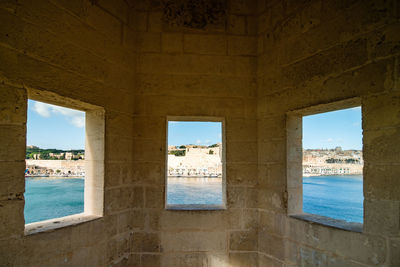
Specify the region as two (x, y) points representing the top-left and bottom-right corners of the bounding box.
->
(167, 177), (223, 205)
(303, 175), (363, 223)
(24, 177), (84, 224)
(24, 175), (363, 224)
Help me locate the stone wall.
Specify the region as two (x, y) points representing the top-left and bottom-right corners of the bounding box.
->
(130, 0), (258, 265)
(0, 0), (399, 266)
(0, 0), (136, 266)
(257, 0), (400, 266)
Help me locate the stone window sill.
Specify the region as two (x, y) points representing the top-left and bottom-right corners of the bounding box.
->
(290, 213), (363, 232)
(25, 213), (102, 235)
(166, 204), (226, 211)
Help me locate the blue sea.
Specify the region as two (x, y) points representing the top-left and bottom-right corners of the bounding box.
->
(303, 175), (363, 223)
(24, 178), (84, 224)
(24, 175), (363, 224)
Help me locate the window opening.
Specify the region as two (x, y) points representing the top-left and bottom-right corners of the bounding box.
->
(166, 118), (225, 210)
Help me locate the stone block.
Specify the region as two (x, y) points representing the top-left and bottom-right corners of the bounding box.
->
(257, 116), (286, 141)
(364, 163), (400, 201)
(228, 36), (257, 56)
(227, 209), (243, 230)
(282, 38), (368, 86)
(390, 238), (400, 266)
(226, 141), (257, 163)
(230, 230), (258, 251)
(105, 135), (133, 162)
(0, 200), (24, 239)
(160, 210), (227, 231)
(70, 218), (105, 248)
(145, 186), (164, 208)
(0, 125), (25, 161)
(136, 54), (256, 76)
(0, 161), (25, 200)
(145, 209), (160, 231)
(131, 161), (164, 185)
(229, 252), (258, 266)
(259, 210), (286, 237)
(226, 117), (257, 142)
(141, 254), (161, 267)
(0, 85), (26, 124)
(322, 59), (392, 99)
(364, 199), (400, 236)
(227, 15), (246, 35)
(258, 232), (285, 260)
(132, 139), (164, 162)
(226, 163), (257, 186)
(184, 34), (227, 55)
(97, 0), (129, 23)
(246, 16), (257, 35)
(128, 10), (148, 31)
(160, 231), (226, 252)
(161, 253), (209, 267)
(148, 11), (162, 32)
(363, 128), (400, 164)
(131, 232), (160, 252)
(106, 111), (134, 138)
(132, 116), (165, 140)
(105, 162), (123, 187)
(258, 253), (284, 267)
(136, 32), (161, 53)
(227, 186), (246, 208)
(229, 0), (257, 15)
(242, 209), (258, 230)
(162, 32), (183, 53)
(363, 91), (400, 130)
(86, 5), (122, 41)
(137, 73), (256, 98)
(69, 244), (106, 267)
(258, 140), (285, 164)
(258, 188), (286, 212)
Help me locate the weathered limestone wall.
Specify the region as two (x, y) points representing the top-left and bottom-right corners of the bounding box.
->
(1, 0), (399, 266)
(257, 0), (400, 266)
(129, 0), (259, 265)
(0, 0), (137, 266)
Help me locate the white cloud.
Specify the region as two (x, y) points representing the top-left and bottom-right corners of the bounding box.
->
(352, 122), (360, 127)
(71, 116), (85, 128)
(32, 102), (51, 117)
(205, 139), (211, 144)
(327, 138), (333, 142)
(32, 101), (85, 128)
(195, 139), (202, 144)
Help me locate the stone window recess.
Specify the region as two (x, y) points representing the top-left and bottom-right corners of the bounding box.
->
(165, 116), (226, 210)
(286, 98), (363, 232)
(25, 90), (105, 235)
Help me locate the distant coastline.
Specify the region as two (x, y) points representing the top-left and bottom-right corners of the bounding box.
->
(303, 174), (362, 178)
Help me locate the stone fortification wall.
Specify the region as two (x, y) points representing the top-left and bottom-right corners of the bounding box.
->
(0, 0), (399, 266)
(26, 160), (85, 169)
(0, 0), (136, 266)
(257, 0), (400, 266)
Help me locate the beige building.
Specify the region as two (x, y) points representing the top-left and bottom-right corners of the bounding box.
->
(0, 0), (399, 266)
(168, 146), (222, 176)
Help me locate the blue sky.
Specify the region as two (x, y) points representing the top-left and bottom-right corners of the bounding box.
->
(168, 121), (222, 146)
(27, 100), (85, 150)
(303, 107), (362, 150)
(28, 100), (361, 150)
